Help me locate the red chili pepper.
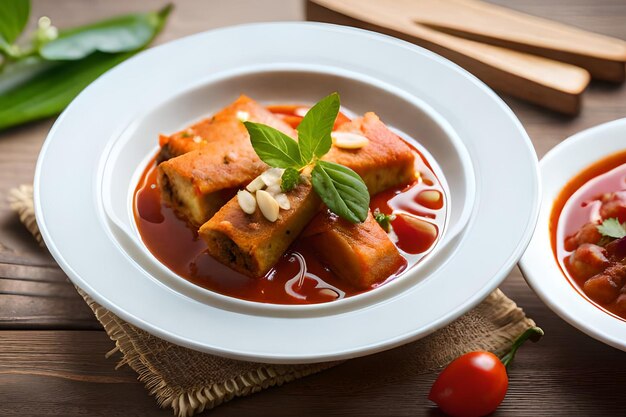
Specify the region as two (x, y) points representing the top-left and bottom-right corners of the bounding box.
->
(428, 326), (544, 417)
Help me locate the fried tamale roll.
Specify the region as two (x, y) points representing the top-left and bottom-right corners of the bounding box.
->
(157, 94), (295, 162)
(325, 112), (416, 194)
(302, 210), (406, 289)
(198, 182), (321, 277)
(157, 124), (208, 163)
(157, 96), (296, 226)
(159, 146), (267, 227)
(199, 112), (416, 276)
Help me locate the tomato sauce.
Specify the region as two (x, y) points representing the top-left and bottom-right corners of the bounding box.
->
(370, 159), (445, 257)
(551, 150), (626, 319)
(134, 107), (446, 304)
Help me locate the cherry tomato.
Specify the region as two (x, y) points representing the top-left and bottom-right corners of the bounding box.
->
(428, 351), (508, 417)
(429, 327), (543, 417)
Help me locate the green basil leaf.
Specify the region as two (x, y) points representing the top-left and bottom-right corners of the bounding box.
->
(0, 0), (30, 52)
(297, 92), (339, 163)
(311, 160), (369, 223)
(0, 52), (131, 130)
(281, 167), (300, 192)
(245, 121), (303, 169)
(39, 4), (172, 60)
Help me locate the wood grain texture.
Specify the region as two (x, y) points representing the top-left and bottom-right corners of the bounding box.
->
(413, 0), (626, 82)
(307, 0), (592, 115)
(1, 315), (626, 417)
(0, 262), (99, 329)
(0, 331), (172, 417)
(0, 0), (626, 416)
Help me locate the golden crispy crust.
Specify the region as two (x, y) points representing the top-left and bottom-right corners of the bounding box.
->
(158, 148), (266, 227)
(325, 112), (416, 194)
(303, 210), (405, 289)
(157, 95), (296, 163)
(198, 111), (417, 277)
(199, 183), (321, 277)
(157, 96), (296, 226)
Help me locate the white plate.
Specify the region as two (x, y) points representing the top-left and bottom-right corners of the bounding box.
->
(35, 23), (539, 363)
(520, 118), (626, 351)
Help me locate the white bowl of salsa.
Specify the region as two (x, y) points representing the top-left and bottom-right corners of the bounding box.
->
(520, 118), (626, 351)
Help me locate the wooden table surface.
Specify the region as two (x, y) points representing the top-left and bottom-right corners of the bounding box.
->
(1, 1), (625, 416)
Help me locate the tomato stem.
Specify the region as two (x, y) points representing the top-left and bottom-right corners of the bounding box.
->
(500, 326), (544, 369)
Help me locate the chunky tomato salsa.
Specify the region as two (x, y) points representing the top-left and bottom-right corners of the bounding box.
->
(551, 150), (626, 320)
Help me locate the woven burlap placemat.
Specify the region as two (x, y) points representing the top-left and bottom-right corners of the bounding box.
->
(8, 185), (535, 417)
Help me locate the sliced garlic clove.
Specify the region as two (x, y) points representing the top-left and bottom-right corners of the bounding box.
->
(237, 190), (257, 214)
(274, 193), (291, 210)
(266, 184), (282, 196)
(261, 167), (284, 186)
(331, 131), (369, 149)
(256, 190), (280, 222)
(246, 176), (265, 193)
(236, 110), (249, 122)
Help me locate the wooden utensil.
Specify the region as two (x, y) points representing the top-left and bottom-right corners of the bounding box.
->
(410, 0), (626, 83)
(306, 0), (623, 114)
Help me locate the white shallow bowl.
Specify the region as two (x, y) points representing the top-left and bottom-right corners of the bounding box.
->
(35, 23), (539, 363)
(520, 118), (626, 352)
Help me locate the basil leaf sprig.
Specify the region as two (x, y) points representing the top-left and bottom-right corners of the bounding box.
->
(244, 93), (370, 223)
(0, 1), (172, 131)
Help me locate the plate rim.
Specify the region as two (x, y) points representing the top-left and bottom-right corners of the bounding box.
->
(34, 22), (540, 363)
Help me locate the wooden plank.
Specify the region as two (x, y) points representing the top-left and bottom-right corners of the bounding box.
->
(0, 331), (171, 416)
(0, 262), (99, 330)
(0, 320), (625, 417)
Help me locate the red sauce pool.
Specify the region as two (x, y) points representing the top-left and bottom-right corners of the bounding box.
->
(134, 108), (447, 304)
(551, 150), (626, 319)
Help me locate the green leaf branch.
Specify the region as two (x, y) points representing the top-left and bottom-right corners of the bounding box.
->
(0, 1), (172, 131)
(244, 93), (370, 223)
